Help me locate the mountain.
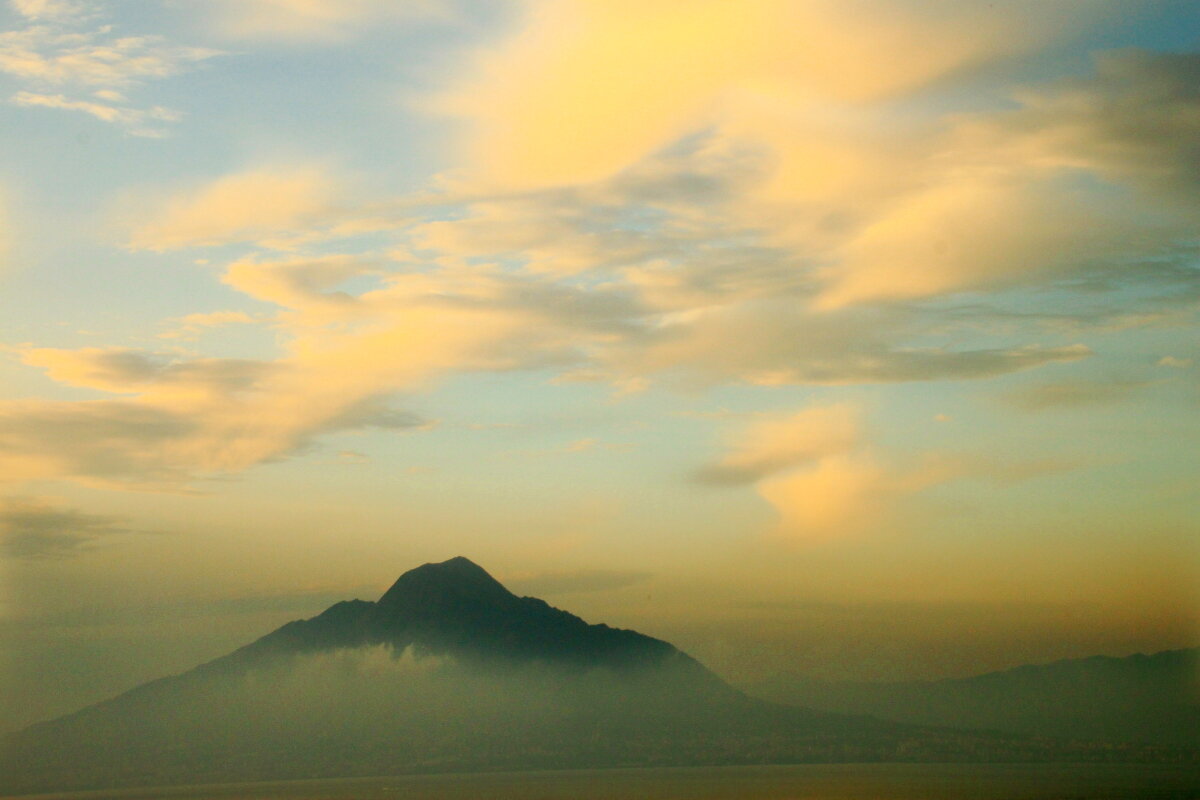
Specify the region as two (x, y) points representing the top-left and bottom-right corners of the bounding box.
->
(747, 648), (1200, 748)
(0, 559), (1189, 795)
(241, 556), (717, 678)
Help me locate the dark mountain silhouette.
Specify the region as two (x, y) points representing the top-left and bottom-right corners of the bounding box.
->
(748, 648), (1200, 748)
(1, 559), (1191, 795)
(241, 556), (712, 678)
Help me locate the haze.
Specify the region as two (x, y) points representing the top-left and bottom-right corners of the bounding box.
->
(0, 0), (1197, 736)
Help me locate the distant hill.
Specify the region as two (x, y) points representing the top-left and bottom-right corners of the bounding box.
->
(748, 648), (1200, 748)
(1, 559), (1189, 795)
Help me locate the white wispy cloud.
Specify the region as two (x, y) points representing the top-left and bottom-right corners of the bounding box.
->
(2, 2), (220, 134)
(11, 90), (180, 136)
(9, 0), (88, 22)
(157, 310), (257, 341)
(207, 0), (457, 43)
(0, 23), (218, 86)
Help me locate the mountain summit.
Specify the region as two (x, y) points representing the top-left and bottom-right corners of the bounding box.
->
(379, 556), (514, 609)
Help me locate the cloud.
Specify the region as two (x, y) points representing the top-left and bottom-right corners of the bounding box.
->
(12, 239), (591, 490)
(23, 34), (1198, 494)
(0, 23), (218, 87)
(974, 50), (1200, 202)
(693, 405), (858, 486)
(813, 175), (1134, 308)
(431, 0), (1076, 190)
(609, 298), (1093, 387)
(0, 398), (197, 487)
(9, 0), (88, 21)
(158, 310), (257, 341)
(335, 449), (368, 465)
(20, 347), (273, 396)
(11, 90), (181, 136)
(795, 47), (1200, 308)
(756, 454), (891, 537)
(696, 403), (1080, 540)
(221, 253), (377, 307)
(0, 186), (8, 269)
(401, 148), (1099, 389)
(696, 404), (899, 538)
(422, 5), (1196, 317)
(1002, 378), (1148, 412)
(0, 496), (133, 559)
(1, 344), (432, 488)
(208, 0), (456, 43)
(0, 263), (511, 486)
(8, 146), (1105, 491)
(23, 585), (380, 627)
(126, 167), (343, 251)
(1, 6), (219, 134)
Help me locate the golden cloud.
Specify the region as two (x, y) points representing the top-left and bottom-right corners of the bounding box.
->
(696, 403), (893, 538)
(693, 405), (859, 486)
(125, 166), (342, 251)
(423, 2), (1194, 312)
(433, 0), (1072, 190)
(0, 260), (544, 488)
(699, 403), (1083, 540)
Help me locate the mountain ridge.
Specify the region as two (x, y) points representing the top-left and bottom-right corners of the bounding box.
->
(747, 646), (1200, 747)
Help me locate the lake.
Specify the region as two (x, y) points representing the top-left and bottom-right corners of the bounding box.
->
(11, 763), (1199, 800)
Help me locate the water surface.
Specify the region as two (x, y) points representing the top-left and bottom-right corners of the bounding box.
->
(14, 763), (1200, 800)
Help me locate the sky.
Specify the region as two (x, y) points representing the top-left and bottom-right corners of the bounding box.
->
(0, 0), (1198, 732)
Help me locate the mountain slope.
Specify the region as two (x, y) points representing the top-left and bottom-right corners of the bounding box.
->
(748, 648), (1200, 747)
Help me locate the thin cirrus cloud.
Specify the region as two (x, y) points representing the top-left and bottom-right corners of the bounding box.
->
(0, 24), (216, 86)
(1002, 378), (1150, 413)
(505, 568), (653, 597)
(0, 246), (548, 488)
(20, 346), (273, 397)
(158, 311), (257, 341)
(9, 0), (88, 21)
(1, 1), (220, 134)
(0, 185), (8, 269)
(0, 341), (443, 489)
(221, 253), (381, 309)
(967, 50), (1200, 202)
(124, 167), (344, 251)
(206, 0), (457, 43)
(11, 91), (181, 134)
(0, 496), (134, 559)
